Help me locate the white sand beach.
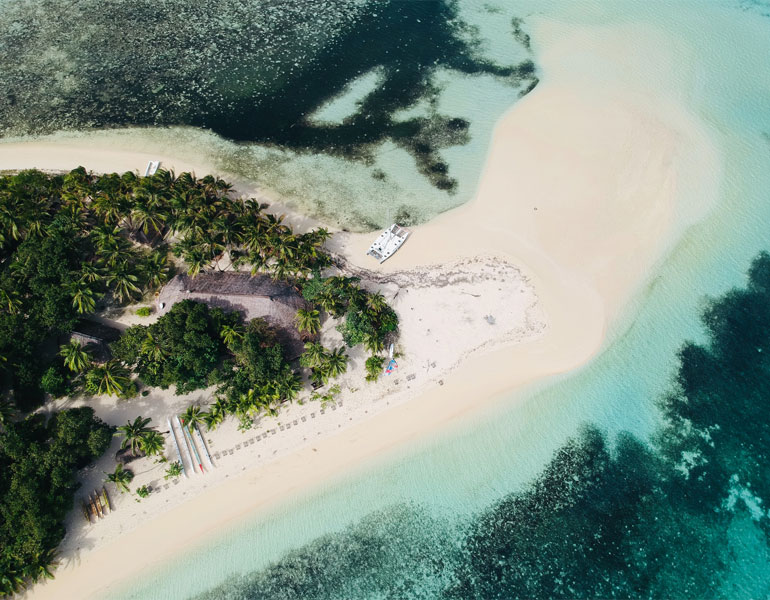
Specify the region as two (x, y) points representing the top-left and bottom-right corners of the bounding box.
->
(14, 17), (721, 600)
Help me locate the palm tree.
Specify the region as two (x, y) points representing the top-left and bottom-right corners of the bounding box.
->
(365, 292), (388, 314)
(220, 324), (244, 347)
(181, 404), (208, 435)
(276, 370), (302, 402)
(90, 360), (130, 396)
(1, 567), (26, 595)
(90, 224), (123, 250)
(30, 548), (58, 582)
(324, 346), (348, 379)
(105, 464), (134, 494)
(363, 333), (385, 354)
(0, 288), (21, 315)
(365, 355), (384, 382)
(182, 246), (207, 278)
(106, 262), (141, 303)
(204, 398), (228, 430)
(59, 340), (91, 372)
(141, 250), (171, 290)
(139, 430), (165, 457)
(295, 308), (321, 336)
(115, 416), (154, 456)
(140, 331), (169, 363)
(317, 288), (345, 317)
(79, 261), (104, 284)
(91, 193), (127, 225)
(131, 198), (167, 237)
(69, 281), (97, 314)
(299, 342), (327, 370)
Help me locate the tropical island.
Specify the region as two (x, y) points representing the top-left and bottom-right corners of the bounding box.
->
(0, 166), (398, 593)
(0, 166), (542, 596)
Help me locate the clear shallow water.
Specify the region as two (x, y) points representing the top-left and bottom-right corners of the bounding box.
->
(51, 0), (768, 597)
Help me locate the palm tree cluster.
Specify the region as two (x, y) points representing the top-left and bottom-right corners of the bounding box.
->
(58, 340), (136, 399)
(138, 170), (333, 281)
(299, 342), (349, 386)
(302, 275), (396, 353)
(203, 367), (303, 432)
(0, 168), (173, 310)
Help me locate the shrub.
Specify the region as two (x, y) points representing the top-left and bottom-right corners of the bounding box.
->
(164, 461), (183, 480)
(136, 485), (150, 498)
(40, 365), (69, 398)
(136, 306), (152, 317)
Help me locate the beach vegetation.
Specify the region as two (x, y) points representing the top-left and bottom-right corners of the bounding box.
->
(135, 306), (152, 317)
(139, 430), (165, 457)
(40, 365), (71, 398)
(59, 340), (92, 373)
(115, 416), (154, 456)
(135, 485), (150, 499)
(84, 360), (132, 398)
(105, 464), (134, 494)
(310, 384), (341, 409)
(323, 346), (349, 380)
(295, 308), (321, 336)
(0, 407), (111, 596)
(164, 461), (183, 480)
(181, 405), (207, 432)
(365, 355), (384, 382)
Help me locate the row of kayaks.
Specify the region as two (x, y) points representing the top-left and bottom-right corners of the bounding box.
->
(81, 487), (111, 523)
(167, 415), (215, 477)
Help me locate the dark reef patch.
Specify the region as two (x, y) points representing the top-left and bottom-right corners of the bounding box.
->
(194, 252), (770, 599)
(0, 0), (538, 192)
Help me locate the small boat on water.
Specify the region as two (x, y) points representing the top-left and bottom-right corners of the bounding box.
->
(144, 160), (161, 176)
(366, 224), (410, 263)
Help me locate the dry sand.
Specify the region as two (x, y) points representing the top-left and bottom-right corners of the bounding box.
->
(15, 17), (721, 600)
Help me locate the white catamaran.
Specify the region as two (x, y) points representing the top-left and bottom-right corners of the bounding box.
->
(366, 224), (410, 263)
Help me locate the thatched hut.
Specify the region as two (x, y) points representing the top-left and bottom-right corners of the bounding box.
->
(156, 272), (309, 359)
(69, 319), (122, 363)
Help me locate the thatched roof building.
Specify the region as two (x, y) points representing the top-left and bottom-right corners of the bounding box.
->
(157, 272), (309, 359)
(69, 319), (122, 363)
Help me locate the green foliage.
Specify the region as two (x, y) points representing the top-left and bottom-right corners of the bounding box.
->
(310, 384), (341, 408)
(139, 430), (165, 457)
(105, 464), (134, 494)
(40, 366), (69, 398)
(0, 407), (111, 594)
(112, 300), (237, 394)
(300, 272), (326, 302)
(295, 308), (321, 335)
(58, 341), (91, 373)
(135, 306), (152, 317)
(115, 416), (154, 456)
(337, 292), (398, 350)
(136, 485), (150, 499)
(83, 360), (131, 397)
(365, 355), (384, 382)
(0, 168), (182, 409)
(164, 461), (183, 480)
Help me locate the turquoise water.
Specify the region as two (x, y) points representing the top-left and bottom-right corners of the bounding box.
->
(94, 0), (769, 597)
